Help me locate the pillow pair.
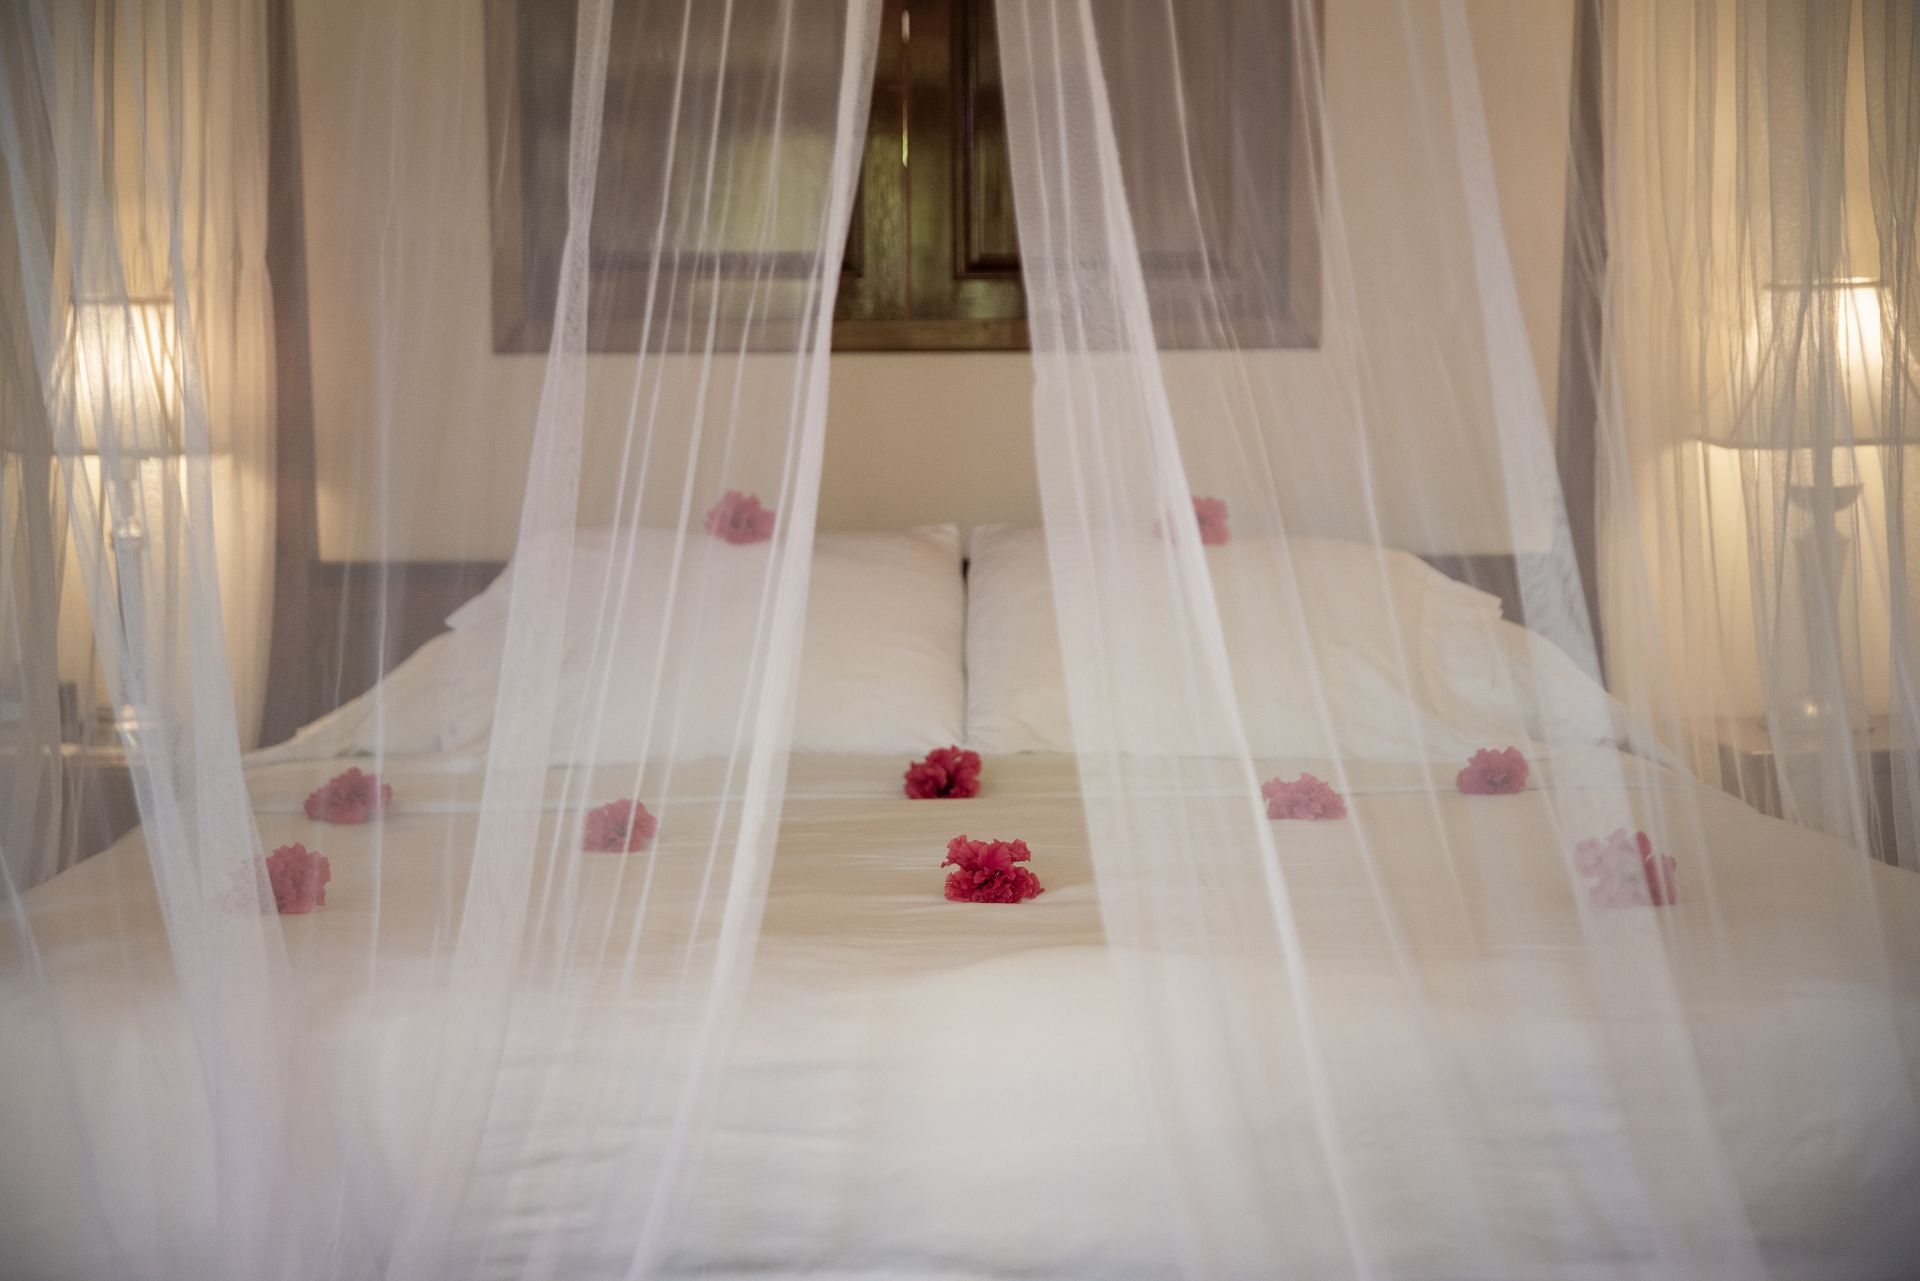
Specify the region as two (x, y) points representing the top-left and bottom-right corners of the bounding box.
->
(267, 521), (1631, 766)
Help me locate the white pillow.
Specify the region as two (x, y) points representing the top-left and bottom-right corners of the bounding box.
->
(1426, 617), (1647, 756)
(251, 631), (457, 762)
(963, 525), (1626, 760)
(265, 526), (966, 761)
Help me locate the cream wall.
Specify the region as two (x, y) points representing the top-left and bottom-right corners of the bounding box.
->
(294, 0), (1574, 560)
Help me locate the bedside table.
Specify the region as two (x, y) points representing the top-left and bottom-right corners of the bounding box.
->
(1715, 716), (1899, 864)
(58, 743), (143, 868)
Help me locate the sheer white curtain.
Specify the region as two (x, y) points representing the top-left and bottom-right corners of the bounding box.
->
(997, 0), (1914, 1273)
(0, 0), (879, 1276)
(2, 0), (1918, 1277)
(1602, 0), (1918, 868)
(0, 0), (274, 757)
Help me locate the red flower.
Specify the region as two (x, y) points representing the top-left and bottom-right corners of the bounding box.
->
(266, 843), (331, 914)
(941, 835), (1043, 903)
(583, 798), (657, 853)
(1261, 773), (1347, 820)
(1456, 746), (1530, 795)
(1574, 828), (1677, 909)
(304, 767), (392, 824)
(704, 490), (777, 545)
(1193, 496), (1230, 545)
(904, 746), (983, 799)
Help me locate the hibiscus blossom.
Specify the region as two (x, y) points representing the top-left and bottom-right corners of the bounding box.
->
(941, 835), (1043, 903)
(304, 768), (392, 824)
(1261, 773), (1347, 820)
(1456, 747), (1530, 795)
(582, 798), (658, 853)
(704, 490), (777, 544)
(265, 843), (332, 915)
(1193, 495), (1230, 545)
(904, 746), (983, 799)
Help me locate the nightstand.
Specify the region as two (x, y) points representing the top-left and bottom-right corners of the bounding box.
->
(58, 743), (143, 868)
(1715, 716), (1899, 864)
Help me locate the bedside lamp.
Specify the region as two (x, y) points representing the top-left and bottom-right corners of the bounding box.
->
(1717, 278), (1909, 745)
(56, 298), (185, 739)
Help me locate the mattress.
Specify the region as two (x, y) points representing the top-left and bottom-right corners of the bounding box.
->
(3, 751), (1918, 1279)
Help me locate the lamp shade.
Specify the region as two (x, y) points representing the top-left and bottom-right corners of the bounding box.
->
(59, 299), (183, 458)
(1709, 279), (1913, 449)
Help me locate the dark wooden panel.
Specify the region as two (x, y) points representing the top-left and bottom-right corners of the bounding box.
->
(1422, 554), (1533, 632)
(1552, 0), (1606, 679)
(956, 0), (1017, 276)
(58, 746), (142, 866)
(833, 315), (1026, 350)
(834, 0), (911, 329)
(488, 0), (1321, 353)
(960, 0), (1021, 278)
(841, 0), (1324, 351)
(292, 561), (504, 731)
(489, 0), (845, 354)
(834, 0), (1026, 350)
(907, 0), (1023, 328)
(260, 0), (320, 748)
(1118, 0), (1323, 349)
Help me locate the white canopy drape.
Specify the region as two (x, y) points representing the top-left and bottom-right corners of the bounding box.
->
(1, 1), (1914, 1277)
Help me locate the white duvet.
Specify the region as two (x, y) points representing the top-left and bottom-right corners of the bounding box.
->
(3, 753), (1919, 1280)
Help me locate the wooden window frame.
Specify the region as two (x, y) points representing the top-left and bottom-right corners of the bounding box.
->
(483, 0), (1323, 354)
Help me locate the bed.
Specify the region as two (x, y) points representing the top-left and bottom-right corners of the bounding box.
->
(6, 526), (1920, 1279)
(5, 747), (1919, 1279)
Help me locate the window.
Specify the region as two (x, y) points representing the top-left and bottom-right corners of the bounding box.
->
(487, 0), (1320, 353)
(833, 0), (1026, 349)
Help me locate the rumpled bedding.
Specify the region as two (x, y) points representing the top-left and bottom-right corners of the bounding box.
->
(3, 752), (1917, 1279)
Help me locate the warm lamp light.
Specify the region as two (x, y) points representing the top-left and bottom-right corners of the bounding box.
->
(1828, 279), (1892, 434)
(57, 297), (186, 740)
(60, 298), (183, 458)
(1708, 279), (1912, 447)
(1722, 278), (1906, 744)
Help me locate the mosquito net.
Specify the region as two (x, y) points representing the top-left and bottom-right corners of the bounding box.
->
(0, 0), (1915, 1278)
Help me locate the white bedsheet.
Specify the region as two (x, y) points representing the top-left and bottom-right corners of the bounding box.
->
(3, 753), (1918, 1279)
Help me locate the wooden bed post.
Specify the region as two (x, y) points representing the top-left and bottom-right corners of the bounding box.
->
(1554, 0), (1608, 680)
(259, 0), (320, 747)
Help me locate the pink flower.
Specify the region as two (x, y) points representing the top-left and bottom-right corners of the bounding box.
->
(265, 843), (332, 915)
(1456, 747), (1530, 795)
(941, 835), (1044, 903)
(1193, 496), (1230, 545)
(583, 798), (657, 853)
(1262, 773), (1347, 820)
(904, 746), (983, 799)
(304, 767), (392, 825)
(704, 490), (776, 544)
(1574, 828), (1677, 909)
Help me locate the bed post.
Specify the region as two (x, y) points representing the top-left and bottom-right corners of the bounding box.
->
(259, 0), (320, 747)
(1554, 0), (1607, 681)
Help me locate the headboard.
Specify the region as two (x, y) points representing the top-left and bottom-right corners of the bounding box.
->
(268, 561), (502, 742)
